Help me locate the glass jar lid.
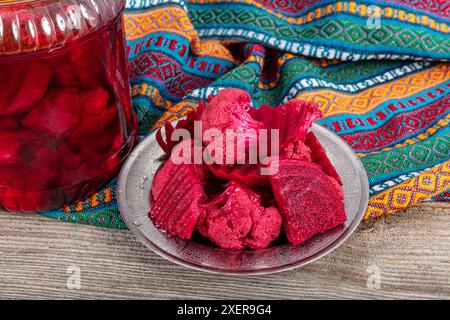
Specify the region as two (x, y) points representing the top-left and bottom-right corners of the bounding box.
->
(0, 0), (125, 55)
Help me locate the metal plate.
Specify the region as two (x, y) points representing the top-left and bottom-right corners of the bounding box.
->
(118, 123), (369, 275)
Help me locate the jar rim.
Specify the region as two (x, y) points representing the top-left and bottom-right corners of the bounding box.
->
(0, 0), (62, 7)
(0, 0), (125, 55)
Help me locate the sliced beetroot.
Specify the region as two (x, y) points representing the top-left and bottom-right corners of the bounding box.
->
(104, 28), (134, 130)
(0, 62), (52, 116)
(305, 132), (343, 186)
(58, 162), (94, 189)
(58, 144), (84, 171)
(68, 87), (118, 155)
(50, 56), (79, 87)
(0, 165), (17, 187)
(22, 141), (57, 188)
(0, 117), (21, 130)
(7, 62), (52, 116)
(26, 153), (58, 188)
(328, 175), (344, 201)
(269, 159), (346, 246)
(200, 89), (264, 165)
(98, 155), (122, 181)
(249, 99), (322, 148)
(0, 131), (22, 165)
(152, 139), (210, 201)
(0, 128), (36, 167)
(70, 41), (105, 89)
(150, 158), (207, 239)
(72, 88), (118, 151)
(80, 87), (110, 116)
(170, 139), (211, 183)
(151, 161), (172, 202)
(0, 139), (57, 190)
(0, 65), (27, 115)
(22, 89), (80, 137)
(68, 98), (119, 154)
(198, 182), (282, 249)
(0, 160), (63, 211)
(0, 188), (56, 213)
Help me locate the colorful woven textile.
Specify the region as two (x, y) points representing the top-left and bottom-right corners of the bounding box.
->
(40, 0), (450, 228)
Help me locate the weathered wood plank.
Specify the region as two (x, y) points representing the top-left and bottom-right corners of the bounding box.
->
(0, 204), (448, 300)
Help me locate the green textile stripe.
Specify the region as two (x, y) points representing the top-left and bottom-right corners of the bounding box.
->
(259, 59), (416, 106)
(214, 51), (431, 106)
(189, 8), (450, 56)
(362, 128), (450, 185)
(277, 60), (404, 89)
(46, 207), (126, 229)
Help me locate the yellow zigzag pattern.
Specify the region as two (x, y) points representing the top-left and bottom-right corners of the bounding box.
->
(125, 7), (197, 40)
(131, 84), (175, 111)
(155, 100), (199, 128)
(365, 160), (450, 219)
(295, 63), (450, 116)
(124, 7), (235, 61)
(190, 0), (449, 33)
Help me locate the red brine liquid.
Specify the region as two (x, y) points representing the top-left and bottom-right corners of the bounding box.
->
(0, 2), (138, 213)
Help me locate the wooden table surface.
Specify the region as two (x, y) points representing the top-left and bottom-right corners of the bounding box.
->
(0, 203), (449, 300)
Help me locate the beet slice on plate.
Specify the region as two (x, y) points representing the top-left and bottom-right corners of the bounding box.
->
(306, 132), (343, 186)
(269, 159), (347, 246)
(150, 157), (207, 240)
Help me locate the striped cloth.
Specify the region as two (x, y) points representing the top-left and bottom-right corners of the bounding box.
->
(40, 0), (450, 228)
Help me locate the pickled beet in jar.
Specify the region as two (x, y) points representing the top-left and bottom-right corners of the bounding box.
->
(0, 0), (138, 213)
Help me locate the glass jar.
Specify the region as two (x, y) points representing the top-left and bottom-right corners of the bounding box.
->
(0, 0), (138, 212)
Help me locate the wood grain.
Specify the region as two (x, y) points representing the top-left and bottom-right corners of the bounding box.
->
(0, 204), (449, 300)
